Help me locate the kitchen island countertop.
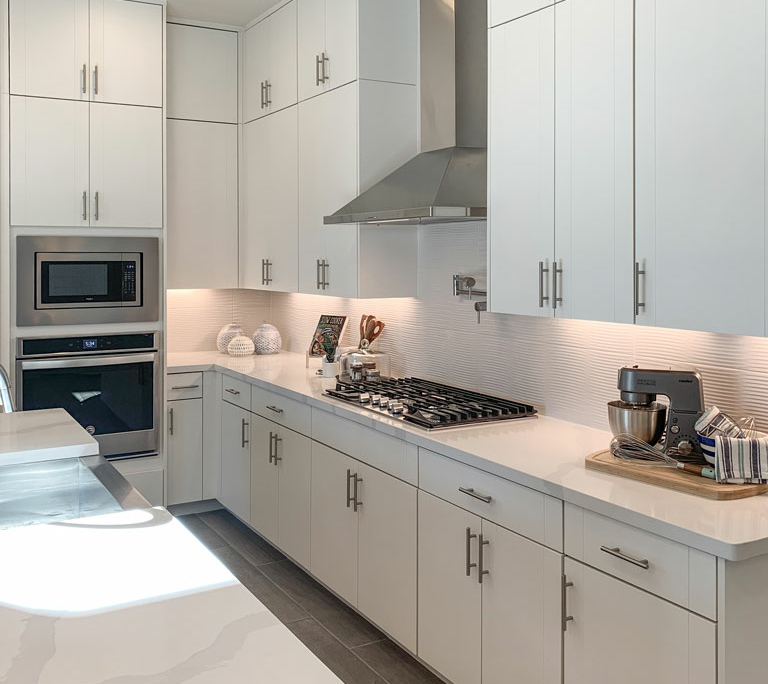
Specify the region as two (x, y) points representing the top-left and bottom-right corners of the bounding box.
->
(169, 350), (768, 561)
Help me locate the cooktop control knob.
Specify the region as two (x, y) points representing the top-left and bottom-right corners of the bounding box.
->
(389, 401), (405, 415)
(359, 392), (371, 405)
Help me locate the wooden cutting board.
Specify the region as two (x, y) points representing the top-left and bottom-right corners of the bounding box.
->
(586, 450), (768, 500)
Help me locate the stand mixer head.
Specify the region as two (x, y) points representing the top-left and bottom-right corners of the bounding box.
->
(612, 366), (706, 455)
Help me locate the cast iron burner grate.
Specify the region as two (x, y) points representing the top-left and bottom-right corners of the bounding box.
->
(325, 377), (537, 430)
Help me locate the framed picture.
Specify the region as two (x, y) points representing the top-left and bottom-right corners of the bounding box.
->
(309, 315), (347, 360)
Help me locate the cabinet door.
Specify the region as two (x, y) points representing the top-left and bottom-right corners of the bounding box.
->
(10, 0), (89, 100)
(10, 96), (90, 227)
(298, 83), (358, 296)
(297, 0), (326, 101)
(357, 463), (417, 653)
(167, 399), (203, 506)
(250, 415), (279, 544)
(90, 103), (163, 228)
(481, 520), (562, 684)
(242, 18), (270, 123)
(267, 1), (298, 114)
(277, 426), (312, 568)
(310, 443), (358, 606)
(167, 23), (238, 123)
(635, 0), (767, 336)
(241, 107), (299, 293)
(564, 559), (716, 684)
(488, 8), (555, 318)
(324, 0), (357, 91)
(220, 401), (251, 523)
(167, 120), (238, 289)
(554, 0), (634, 324)
(90, 0), (163, 107)
(418, 490), (482, 684)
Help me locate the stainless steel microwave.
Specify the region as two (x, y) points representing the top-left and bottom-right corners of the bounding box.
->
(17, 236), (160, 327)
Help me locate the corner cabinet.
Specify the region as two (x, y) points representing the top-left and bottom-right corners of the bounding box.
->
(488, 0), (634, 323)
(297, 80), (419, 298)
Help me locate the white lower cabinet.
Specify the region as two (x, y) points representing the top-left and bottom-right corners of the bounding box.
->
(311, 442), (417, 651)
(418, 490), (562, 684)
(250, 414), (311, 568)
(167, 398), (203, 506)
(220, 401), (251, 523)
(563, 558), (716, 684)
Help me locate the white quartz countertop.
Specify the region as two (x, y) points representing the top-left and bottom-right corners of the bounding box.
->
(168, 351), (768, 561)
(0, 507), (341, 684)
(0, 408), (99, 467)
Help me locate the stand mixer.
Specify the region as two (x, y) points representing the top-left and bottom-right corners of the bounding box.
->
(609, 366), (706, 456)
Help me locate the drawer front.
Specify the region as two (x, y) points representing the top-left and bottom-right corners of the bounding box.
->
(167, 372), (203, 400)
(311, 408), (416, 485)
(490, 0), (554, 27)
(251, 386), (311, 436)
(565, 504), (716, 620)
(221, 375), (251, 410)
(419, 448), (563, 551)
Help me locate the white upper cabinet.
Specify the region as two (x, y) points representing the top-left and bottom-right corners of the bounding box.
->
(167, 120), (238, 288)
(488, 7), (555, 318)
(167, 24), (238, 123)
(243, 1), (298, 122)
(635, 0), (767, 336)
(554, 0), (634, 323)
(297, 0), (417, 102)
(11, 0), (163, 107)
(10, 0), (90, 101)
(90, 0), (163, 108)
(297, 80), (418, 298)
(90, 103), (163, 228)
(10, 96), (90, 227)
(241, 105), (299, 293)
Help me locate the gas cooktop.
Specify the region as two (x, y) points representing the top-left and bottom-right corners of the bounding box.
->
(325, 377), (537, 430)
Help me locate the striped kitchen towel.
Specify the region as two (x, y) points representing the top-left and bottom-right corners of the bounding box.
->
(713, 435), (768, 484)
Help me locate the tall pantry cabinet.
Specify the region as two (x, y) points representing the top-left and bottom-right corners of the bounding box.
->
(8, 0), (164, 229)
(241, 0), (420, 298)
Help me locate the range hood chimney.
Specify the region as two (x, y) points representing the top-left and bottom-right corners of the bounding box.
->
(324, 0), (487, 226)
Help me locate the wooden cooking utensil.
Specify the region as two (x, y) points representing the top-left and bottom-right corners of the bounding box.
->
(368, 321), (385, 343)
(359, 314), (367, 344)
(364, 317), (377, 342)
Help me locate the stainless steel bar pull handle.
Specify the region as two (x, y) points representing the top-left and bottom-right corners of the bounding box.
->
(465, 527), (477, 576)
(346, 469), (355, 508)
(264, 259), (273, 285)
(225, 388), (240, 396)
(265, 80), (272, 106)
(260, 81), (266, 109)
(322, 52), (330, 82)
(322, 261), (329, 290)
(241, 419), (249, 448)
(634, 262), (646, 317)
(268, 432), (275, 464)
(93, 65), (99, 95)
(273, 434), (282, 464)
(94, 191), (100, 221)
(458, 486), (492, 504)
(316, 259), (323, 290)
(169, 407), (174, 436)
(538, 261), (550, 308)
(82, 191), (88, 221)
(353, 474), (363, 512)
(266, 405), (283, 414)
(562, 575), (574, 631)
(478, 534), (490, 584)
(552, 262), (563, 310)
(600, 546), (650, 570)
(261, 259), (267, 285)
(171, 384), (200, 391)
(81, 64), (88, 94)
(315, 55), (323, 86)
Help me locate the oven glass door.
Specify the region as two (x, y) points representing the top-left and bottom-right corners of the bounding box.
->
(20, 354), (157, 457)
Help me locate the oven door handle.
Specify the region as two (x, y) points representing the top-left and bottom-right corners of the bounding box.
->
(20, 353), (158, 370)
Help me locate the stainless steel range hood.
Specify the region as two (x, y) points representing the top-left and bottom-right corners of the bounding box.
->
(324, 0), (487, 226)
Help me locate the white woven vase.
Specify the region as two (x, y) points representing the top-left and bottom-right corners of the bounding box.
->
(227, 335), (255, 357)
(217, 324), (244, 352)
(252, 323), (282, 355)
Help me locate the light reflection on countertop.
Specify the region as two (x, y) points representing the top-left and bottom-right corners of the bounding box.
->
(169, 351), (768, 560)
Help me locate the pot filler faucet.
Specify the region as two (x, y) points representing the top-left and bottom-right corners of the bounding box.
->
(0, 364), (15, 413)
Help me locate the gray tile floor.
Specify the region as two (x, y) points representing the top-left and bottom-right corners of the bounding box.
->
(176, 510), (443, 684)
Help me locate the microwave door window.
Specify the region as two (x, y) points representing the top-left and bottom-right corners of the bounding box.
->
(22, 362), (154, 436)
(39, 261), (123, 305)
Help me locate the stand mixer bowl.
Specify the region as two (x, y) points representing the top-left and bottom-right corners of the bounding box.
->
(608, 400), (667, 446)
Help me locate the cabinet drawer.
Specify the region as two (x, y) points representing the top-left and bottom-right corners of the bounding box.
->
(419, 448), (562, 551)
(490, 0), (554, 27)
(312, 408), (416, 485)
(251, 386), (311, 436)
(221, 375), (251, 410)
(167, 372), (203, 400)
(565, 504), (716, 620)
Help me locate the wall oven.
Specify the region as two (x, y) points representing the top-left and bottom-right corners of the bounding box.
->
(16, 236), (159, 326)
(16, 333), (160, 459)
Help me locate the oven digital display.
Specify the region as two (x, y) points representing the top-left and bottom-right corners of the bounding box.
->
(83, 339), (98, 350)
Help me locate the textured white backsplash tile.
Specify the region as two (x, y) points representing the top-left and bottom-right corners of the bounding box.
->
(168, 223), (768, 433)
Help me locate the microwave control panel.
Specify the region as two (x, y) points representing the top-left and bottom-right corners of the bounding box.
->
(122, 261), (138, 302)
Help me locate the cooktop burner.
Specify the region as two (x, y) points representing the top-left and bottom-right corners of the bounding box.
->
(325, 377), (537, 430)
